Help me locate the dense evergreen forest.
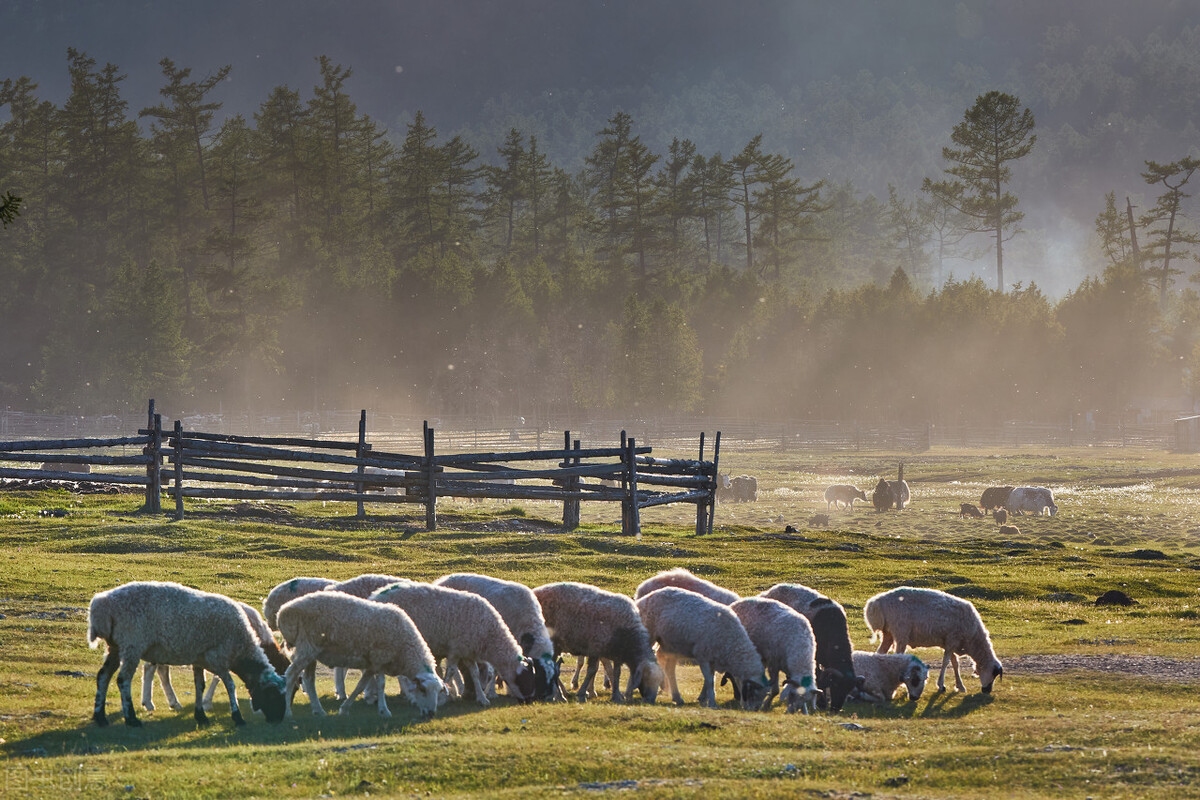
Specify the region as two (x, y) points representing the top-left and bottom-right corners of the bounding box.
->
(1, 37), (1199, 424)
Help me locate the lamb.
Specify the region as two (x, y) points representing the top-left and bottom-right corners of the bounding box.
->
(87, 581), (287, 727)
(871, 478), (894, 512)
(262, 577), (335, 629)
(993, 508), (1008, 524)
(999, 524), (1021, 536)
(980, 486), (1014, 512)
(635, 586), (767, 709)
(851, 651), (929, 703)
(327, 573), (407, 700)
(759, 583), (860, 712)
(959, 503), (985, 519)
(276, 591), (446, 718)
(532, 581), (663, 704)
(433, 572), (560, 701)
(728, 597), (820, 714)
(716, 473), (758, 503)
(633, 567), (739, 605)
(1005, 486), (1058, 516)
(142, 601), (290, 714)
(824, 484), (868, 510)
(863, 586), (1003, 694)
(369, 580), (536, 706)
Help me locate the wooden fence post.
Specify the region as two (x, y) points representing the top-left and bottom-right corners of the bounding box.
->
(356, 410), (367, 519)
(624, 436), (641, 539)
(619, 430), (629, 533)
(561, 431), (581, 530)
(424, 423), (437, 531)
(149, 411), (163, 513)
(173, 420), (184, 521)
(143, 400), (160, 512)
(707, 431), (721, 536)
(695, 432), (707, 535)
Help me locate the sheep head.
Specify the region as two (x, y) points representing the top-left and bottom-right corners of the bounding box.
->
(979, 660), (1003, 694)
(632, 659), (664, 704)
(249, 670), (287, 724)
(397, 670), (448, 719)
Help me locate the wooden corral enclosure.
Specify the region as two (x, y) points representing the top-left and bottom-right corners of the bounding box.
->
(0, 401), (721, 536)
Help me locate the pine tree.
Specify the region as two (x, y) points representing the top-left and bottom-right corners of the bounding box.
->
(1139, 157), (1200, 309)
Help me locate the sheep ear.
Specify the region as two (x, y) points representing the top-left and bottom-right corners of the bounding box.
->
(397, 675), (416, 695)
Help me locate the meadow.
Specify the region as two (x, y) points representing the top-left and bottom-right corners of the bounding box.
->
(1, 447), (1199, 799)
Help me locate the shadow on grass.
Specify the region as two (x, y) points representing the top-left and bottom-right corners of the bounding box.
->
(2, 693), (524, 758)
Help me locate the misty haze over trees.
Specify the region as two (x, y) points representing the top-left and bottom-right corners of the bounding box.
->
(2, 5), (1200, 426)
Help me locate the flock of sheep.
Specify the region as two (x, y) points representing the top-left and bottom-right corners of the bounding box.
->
(824, 480), (1059, 520)
(86, 567), (1003, 728)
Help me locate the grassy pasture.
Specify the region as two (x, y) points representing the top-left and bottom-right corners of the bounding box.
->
(1, 447), (1199, 798)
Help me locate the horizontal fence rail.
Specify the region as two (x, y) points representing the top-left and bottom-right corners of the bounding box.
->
(0, 401), (722, 536)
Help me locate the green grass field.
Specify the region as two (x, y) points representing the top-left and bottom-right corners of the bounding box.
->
(2, 447), (1199, 798)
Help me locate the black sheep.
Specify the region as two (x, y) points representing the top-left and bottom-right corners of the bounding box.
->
(872, 478), (894, 512)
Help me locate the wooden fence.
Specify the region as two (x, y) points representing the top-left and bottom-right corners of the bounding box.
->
(0, 401), (721, 536)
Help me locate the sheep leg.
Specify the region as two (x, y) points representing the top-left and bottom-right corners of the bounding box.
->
(217, 670), (244, 725)
(141, 663), (156, 711)
(159, 665), (183, 711)
(609, 661), (624, 703)
(115, 657), (142, 727)
(302, 664), (325, 715)
(658, 653), (684, 706)
(570, 655), (585, 690)
(93, 646), (121, 726)
(200, 674), (221, 712)
(333, 666), (348, 701)
(949, 652), (966, 692)
(193, 666), (211, 726)
(876, 631), (895, 654)
(577, 656), (601, 703)
(697, 662), (717, 708)
(283, 644), (324, 717)
(761, 670), (780, 711)
(341, 671), (389, 717)
(936, 650), (952, 693)
(464, 660), (491, 707)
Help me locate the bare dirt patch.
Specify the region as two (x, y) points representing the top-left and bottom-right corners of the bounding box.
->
(1008, 654), (1200, 683)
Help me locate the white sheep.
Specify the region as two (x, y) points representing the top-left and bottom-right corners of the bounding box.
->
(729, 597), (820, 714)
(276, 590), (446, 718)
(327, 573), (406, 700)
(87, 581), (287, 727)
(633, 567), (739, 604)
(532, 581), (663, 704)
(851, 651), (929, 703)
(863, 586), (1003, 694)
(369, 580), (537, 706)
(433, 572), (560, 701)
(142, 600), (290, 714)
(635, 586), (768, 709)
(823, 484), (868, 510)
(759, 583), (860, 712)
(262, 576), (335, 629)
(1005, 486), (1058, 516)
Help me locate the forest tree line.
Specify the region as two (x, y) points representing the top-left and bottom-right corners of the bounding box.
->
(1, 50), (1198, 424)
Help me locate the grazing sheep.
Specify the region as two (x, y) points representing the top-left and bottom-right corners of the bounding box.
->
(824, 484), (868, 510)
(327, 574), (406, 700)
(980, 486), (1015, 512)
(532, 581), (662, 704)
(143, 601), (290, 714)
(87, 581), (287, 727)
(369, 580), (536, 706)
(863, 586), (1003, 694)
(759, 583), (860, 712)
(993, 508), (1008, 525)
(635, 587), (767, 709)
(871, 478), (894, 512)
(851, 651), (929, 703)
(262, 577), (335, 629)
(362, 466), (411, 496)
(729, 597), (820, 714)
(960, 503), (985, 519)
(40, 460), (90, 474)
(633, 567), (739, 605)
(433, 572), (560, 701)
(716, 473), (758, 503)
(999, 524), (1021, 536)
(1005, 486), (1058, 516)
(276, 591), (446, 718)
